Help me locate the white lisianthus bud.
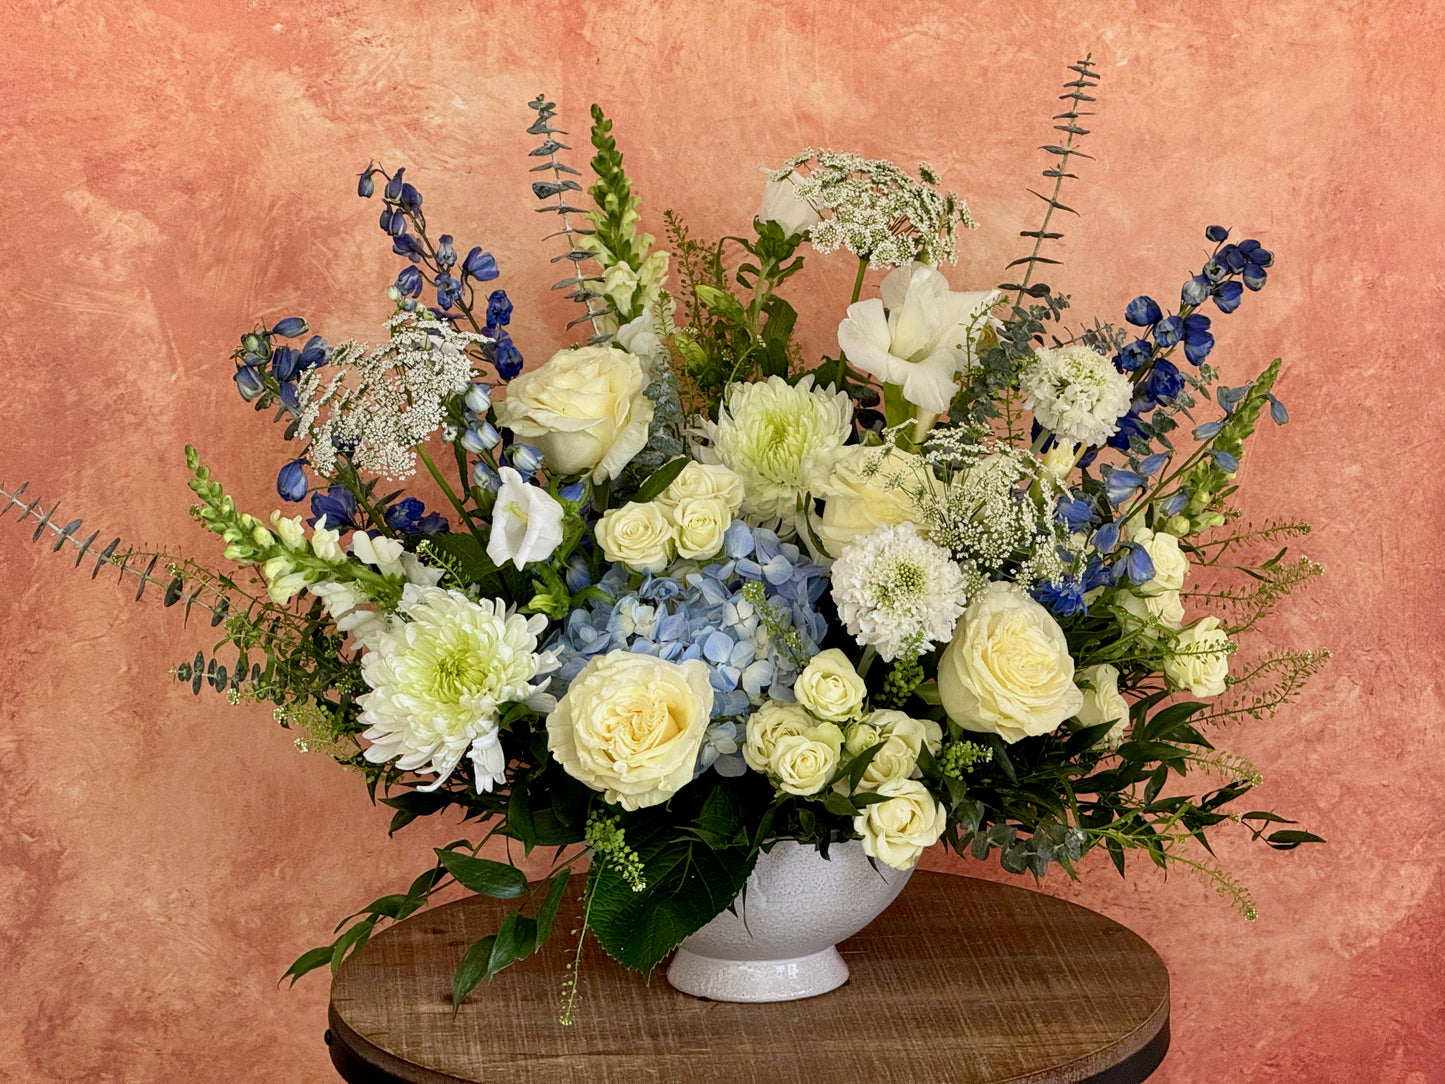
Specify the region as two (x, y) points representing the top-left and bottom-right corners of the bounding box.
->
(1040, 441), (1079, 483)
(793, 649), (867, 722)
(596, 501), (675, 573)
(758, 169), (821, 237)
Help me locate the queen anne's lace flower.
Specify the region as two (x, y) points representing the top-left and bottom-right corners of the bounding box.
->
(697, 375), (852, 532)
(1021, 345), (1133, 448)
(831, 522), (972, 661)
(358, 586), (557, 792)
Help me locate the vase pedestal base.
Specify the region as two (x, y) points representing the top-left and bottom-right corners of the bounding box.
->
(665, 945), (849, 1002)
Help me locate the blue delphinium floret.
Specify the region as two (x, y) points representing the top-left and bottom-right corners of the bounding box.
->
(277, 459), (309, 502)
(384, 497), (449, 534)
(1033, 576), (1087, 618)
(308, 486), (358, 531)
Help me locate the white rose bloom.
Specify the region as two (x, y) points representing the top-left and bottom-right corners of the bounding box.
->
(487, 466), (565, 571)
(546, 652), (713, 810)
(659, 461), (745, 516)
(742, 700), (814, 774)
(854, 778), (947, 870)
(808, 444), (928, 559)
(770, 723), (845, 795)
(1164, 617), (1233, 698)
(495, 344), (654, 483)
(836, 262), (1001, 414)
(1021, 345), (1133, 449)
(831, 522), (972, 661)
(866, 709), (944, 757)
(1130, 527), (1190, 597)
(615, 308), (667, 366)
(358, 586), (556, 792)
(596, 501), (675, 573)
(758, 168), (821, 237)
(668, 495), (733, 561)
(1075, 663), (1130, 750)
(1118, 589), (1186, 635)
(699, 375), (853, 530)
(938, 582), (1084, 743)
(793, 649), (867, 722)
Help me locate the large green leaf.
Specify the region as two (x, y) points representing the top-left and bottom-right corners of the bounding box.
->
(435, 849), (528, 899)
(588, 829), (757, 974)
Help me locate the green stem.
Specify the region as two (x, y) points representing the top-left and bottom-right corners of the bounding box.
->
(850, 256), (870, 305)
(417, 446), (486, 543)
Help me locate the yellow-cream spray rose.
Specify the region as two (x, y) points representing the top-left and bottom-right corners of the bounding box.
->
(546, 652), (713, 810)
(495, 344), (654, 483)
(595, 502), (675, 573)
(668, 495), (733, 561)
(1164, 617), (1233, 697)
(770, 722), (845, 795)
(1130, 527), (1189, 596)
(938, 582), (1084, 743)
(808, 445), (926, 558)
(793, 648), (867, 722)
(1075, 662), (1130, 750)
(658, 461), (745, 516)
(854, 778), (947, 870)
(742, 701), (813, 773)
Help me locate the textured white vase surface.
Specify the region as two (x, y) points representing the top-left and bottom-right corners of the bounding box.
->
(665, 839), (912, 1002)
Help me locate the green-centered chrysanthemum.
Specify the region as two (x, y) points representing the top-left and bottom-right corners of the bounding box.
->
(359, 585), (556, 792)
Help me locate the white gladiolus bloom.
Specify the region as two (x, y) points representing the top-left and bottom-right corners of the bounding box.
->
(837, 263), (1000, 414)
(831, 522), (973, 661)
(487, 466), (565, 571)
(699, 375), (853, 531)
(358, 586), (557, 792)
(1021, 345), (1133, 448)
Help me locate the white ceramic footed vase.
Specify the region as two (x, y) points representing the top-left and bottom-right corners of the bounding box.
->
(665, 839), (912, 1002)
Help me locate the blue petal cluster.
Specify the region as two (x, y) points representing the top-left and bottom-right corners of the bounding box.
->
(549, 523), (829, 777)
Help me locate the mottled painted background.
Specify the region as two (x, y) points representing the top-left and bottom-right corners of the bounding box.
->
(0, 1), (1441, 1080)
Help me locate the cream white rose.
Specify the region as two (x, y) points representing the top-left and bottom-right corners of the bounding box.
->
(771, 722), (845, 795)
(742, 701), (813, 773)
(854, 778), (946, 870)
(1075, 663), (1130, 750)
(1117, 588), (1186, 635)
(495, 344), (654, 482)
(938, 582), (1084, 744)
(1131, 527), (1189, 596)
(1164, 617), (1232, 697)
(794, 649), (867, 722)
(546, 651), (713, 810)
(668, 495), (733, 561)
(866, 709), (944, 756)
(808, 445), (928, 559)
(596, 502), (675, 573)
(659, 461), (745, 516)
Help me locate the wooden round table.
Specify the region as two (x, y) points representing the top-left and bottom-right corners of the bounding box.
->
(327, 872), (1169, 1083)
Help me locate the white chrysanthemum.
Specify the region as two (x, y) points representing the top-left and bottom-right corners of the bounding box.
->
(358, 585), (557, 793)
(831, 522), (973, 661)
(1021, 345), (1133, 448)
(698, 375), (852, 531)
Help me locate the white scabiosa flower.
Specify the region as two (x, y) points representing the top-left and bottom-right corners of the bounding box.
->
(358, 586), (557, 793)
(830, 522), (973, 661)
(1020, 345), (1133, 448)
(699, 375), (853, 531)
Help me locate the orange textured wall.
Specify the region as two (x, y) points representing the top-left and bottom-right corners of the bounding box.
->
(1, 2), (1441, 1080)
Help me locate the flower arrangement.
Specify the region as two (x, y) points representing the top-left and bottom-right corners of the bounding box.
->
(3, 57), (1326, 1019)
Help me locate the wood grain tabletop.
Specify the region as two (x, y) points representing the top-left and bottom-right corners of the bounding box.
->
(328, 871), (1170, 1083)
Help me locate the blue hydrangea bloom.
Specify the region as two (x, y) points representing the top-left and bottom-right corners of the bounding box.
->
(549, 525), (829, 778)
